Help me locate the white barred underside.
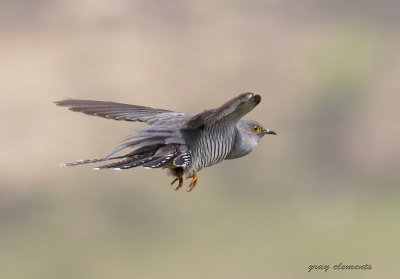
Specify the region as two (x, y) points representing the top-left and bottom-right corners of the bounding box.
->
(187, 119), (235, 176)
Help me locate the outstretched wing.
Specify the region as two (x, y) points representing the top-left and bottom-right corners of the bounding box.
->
(55, 99), (191, 126)
(182, 92), (261, 129)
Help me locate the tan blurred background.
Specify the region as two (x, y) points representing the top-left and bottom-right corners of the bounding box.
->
(1, 0), (400, 278)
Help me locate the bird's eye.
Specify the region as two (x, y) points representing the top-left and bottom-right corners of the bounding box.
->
(251, 125), (260, 133)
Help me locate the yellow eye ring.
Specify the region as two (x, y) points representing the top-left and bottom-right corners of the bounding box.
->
(251, 125), (260, 133)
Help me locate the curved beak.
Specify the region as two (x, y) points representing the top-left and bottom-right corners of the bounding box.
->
(262, 129), (277, 135)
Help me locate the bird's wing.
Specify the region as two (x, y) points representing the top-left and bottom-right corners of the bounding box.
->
(55, 99), (191, 126)
(182, 93), (261, 129)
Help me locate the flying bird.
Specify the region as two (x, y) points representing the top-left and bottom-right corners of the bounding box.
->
(55, 93), (276, 192)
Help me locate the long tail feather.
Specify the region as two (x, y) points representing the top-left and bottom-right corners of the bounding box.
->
(59, 155), (125, 167)
(95, 156), (155, 170)
(58, 124), (188, 171)
(142, 155), (176, 169)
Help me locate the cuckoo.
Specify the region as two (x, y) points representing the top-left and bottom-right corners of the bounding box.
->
(55, 93), (276, 192)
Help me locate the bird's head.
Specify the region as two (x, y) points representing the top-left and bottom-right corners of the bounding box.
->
(226, 119), (276, 159)
(240, 119), (277, 141)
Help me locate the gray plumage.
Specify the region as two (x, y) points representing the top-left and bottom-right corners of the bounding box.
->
(55, 93), (276, 191)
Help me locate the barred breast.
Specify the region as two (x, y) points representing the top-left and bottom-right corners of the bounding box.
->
(186, 120), (236, 176)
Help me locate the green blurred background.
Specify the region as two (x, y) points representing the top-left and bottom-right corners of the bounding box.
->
(1, 0), (399, 278)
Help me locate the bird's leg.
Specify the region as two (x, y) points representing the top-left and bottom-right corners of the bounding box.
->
(186, 173), (199, 192)
(171, 176), (184, 191)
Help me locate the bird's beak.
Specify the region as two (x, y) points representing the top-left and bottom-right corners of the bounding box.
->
(262, 129), (277, 135)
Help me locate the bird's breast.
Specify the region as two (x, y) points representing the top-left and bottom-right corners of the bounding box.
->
(187, 122), (235, 174)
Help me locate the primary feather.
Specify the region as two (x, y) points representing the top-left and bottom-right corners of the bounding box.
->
(54, 99), (191, 125)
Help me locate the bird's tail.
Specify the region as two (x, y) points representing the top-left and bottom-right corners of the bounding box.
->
(60, 148), (180, 171)
(93, 151), (172, 170)
(58, 155), (125, 168)
(59, 126), (188, 170)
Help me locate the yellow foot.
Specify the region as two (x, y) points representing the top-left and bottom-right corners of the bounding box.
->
(186, 173), (199, 192)
(171, 176), (183, 191)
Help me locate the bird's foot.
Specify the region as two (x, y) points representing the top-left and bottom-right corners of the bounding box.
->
(186, 173), (199, 192)
(171, 176), (183, 191)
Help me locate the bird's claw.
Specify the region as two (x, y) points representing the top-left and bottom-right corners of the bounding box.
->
(186, 173), (198, 192)
(170, 174), (198, 192)
(171, 176), (183, 191)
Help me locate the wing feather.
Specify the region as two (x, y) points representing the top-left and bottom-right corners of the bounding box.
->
(182, 93), (261, 129)
(55, 99), (190, 126)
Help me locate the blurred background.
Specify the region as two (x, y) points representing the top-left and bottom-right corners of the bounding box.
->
(1, 0), (399, 278)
